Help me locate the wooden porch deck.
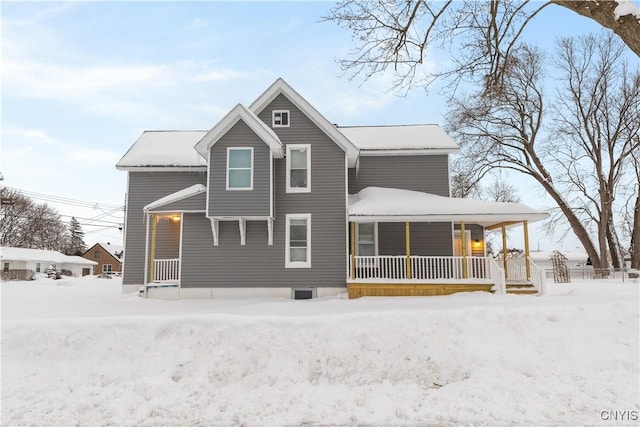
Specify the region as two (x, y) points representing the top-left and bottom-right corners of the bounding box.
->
(347, 281), (495, 299)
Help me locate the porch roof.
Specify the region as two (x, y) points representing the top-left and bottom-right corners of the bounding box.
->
(348, 187), (548, 227)
(144, 184), (206, 212)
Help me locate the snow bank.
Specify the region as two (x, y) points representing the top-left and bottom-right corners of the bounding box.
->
(2, 276), (639, 426)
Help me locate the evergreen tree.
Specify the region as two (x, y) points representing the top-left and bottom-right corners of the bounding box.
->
(67, 217), (86, 256)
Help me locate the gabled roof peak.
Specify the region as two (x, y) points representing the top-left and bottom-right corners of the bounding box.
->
(194, 104), (284, 159)
(249, 78), (359, 167)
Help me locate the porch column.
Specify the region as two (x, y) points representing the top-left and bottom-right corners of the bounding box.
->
(350, 222), (355, 280)
(149, 213), (157, 282)
(405, 221), (411, 279)
(501, 225), (508, 277)
(523, 220), (531, 280)
(460, 221), (468, 278)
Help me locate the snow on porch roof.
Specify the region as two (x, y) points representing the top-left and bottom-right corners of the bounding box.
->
(348, 187), (548, 226)
(338, 124), (459, 154)
(144, 184), (206, 212)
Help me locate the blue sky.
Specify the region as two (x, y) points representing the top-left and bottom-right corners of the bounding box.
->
(0, 1), (617, 249)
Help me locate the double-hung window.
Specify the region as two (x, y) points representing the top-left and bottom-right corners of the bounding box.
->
(226, 147), (253, 190)
(285, 213), (311, 268)
(286, 144), (311, 193)
(356, 223), (377, 256)
(102, 264), (113, 274)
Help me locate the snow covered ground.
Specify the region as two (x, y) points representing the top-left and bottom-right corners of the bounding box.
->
(2, 275), (639, 426)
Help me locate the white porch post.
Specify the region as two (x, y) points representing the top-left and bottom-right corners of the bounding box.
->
(405, 221), (411, 279)
(460, 221), (468, 279)
(523, 220), (531, 280)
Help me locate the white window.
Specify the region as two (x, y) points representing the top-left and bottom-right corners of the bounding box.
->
(356, 223), (377, 256)
(286, 144), (311, 193)
(36, 263), (41, 273)
(285, 213), (311, 268)
(272, 110), (290, 127)
(226, 147), (253, 190)
(102, 264), (113, 273)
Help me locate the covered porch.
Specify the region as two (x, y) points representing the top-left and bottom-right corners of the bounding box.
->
(347, 187), (549, 298)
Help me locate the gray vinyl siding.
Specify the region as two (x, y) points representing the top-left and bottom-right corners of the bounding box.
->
(208, 121), (271, 217)
(150, 192), (206, 212)
(349, 155), (450, 196)
(122, 170), (207, 285)
(180, 94), (347, 288)
(376, 222), (453, 256)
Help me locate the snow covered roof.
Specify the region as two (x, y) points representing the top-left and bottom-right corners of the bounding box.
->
(249, 78), (360, 167)
(116, 131), (208, 170)
(1, 247), (98, 265)
(348, 187), (548, 226)
(194, 104), (283, 159)
(338, 125), (459, 155)
(96, 243), (123, 259)
(144, 184), (207, 212)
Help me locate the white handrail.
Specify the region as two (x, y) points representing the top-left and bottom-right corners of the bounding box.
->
(153, 258), (180, 282)
(528, 257), (546, 295)
(488, 257), (506, 294)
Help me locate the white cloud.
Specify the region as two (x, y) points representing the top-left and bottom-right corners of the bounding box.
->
(3, 128), (59, 145)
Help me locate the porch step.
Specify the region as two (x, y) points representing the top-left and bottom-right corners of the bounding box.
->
(506, 282), (538, 295)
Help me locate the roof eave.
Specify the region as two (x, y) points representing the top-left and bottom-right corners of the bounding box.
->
(358, 148), (459, 156)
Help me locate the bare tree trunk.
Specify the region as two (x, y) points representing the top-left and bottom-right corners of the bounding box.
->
(607, 214), (624, 269)
(552, 1), (640, 57)
(632, 193), (640, 269)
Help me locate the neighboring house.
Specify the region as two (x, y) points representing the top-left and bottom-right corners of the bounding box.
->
(83, 243), (123, 275)
(1, 247), (98, 280)
(116, 78), (548, 299)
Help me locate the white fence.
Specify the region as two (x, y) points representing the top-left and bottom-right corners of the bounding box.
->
(153, 258), (180, 282)
(350, 256), (492, 281)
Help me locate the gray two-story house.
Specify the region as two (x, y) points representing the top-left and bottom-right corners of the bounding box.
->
(117, 79), (548, 299)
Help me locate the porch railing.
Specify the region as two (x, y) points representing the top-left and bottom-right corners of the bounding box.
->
(505, 257), (528, 281)
(488, 257), (506, 294)
(153, 258), (180, 282)
(528, 256), (546, 295)
(351, 256), (493, 281)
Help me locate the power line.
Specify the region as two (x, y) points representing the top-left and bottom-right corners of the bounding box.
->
(3, 187), (123, 211)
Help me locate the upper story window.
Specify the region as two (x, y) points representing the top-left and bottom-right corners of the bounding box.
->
(272, 110), (290, 127)
(227, 147), (253, 190)
(285, 213), (311, 268)
(286, 144), (311, 193)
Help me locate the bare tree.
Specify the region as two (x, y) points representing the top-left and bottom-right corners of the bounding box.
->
(483, 180), (521, 203)
(448, 34), (640, 270)
(0, 187), (70, 251)
(325, 1), (639, 93)
(548, 34), (640, 269)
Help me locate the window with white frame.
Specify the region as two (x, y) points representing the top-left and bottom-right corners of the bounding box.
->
(272, 110), (290, 127)
(102, 264), (113, 273)
(226, 147), (253, 190)
(286, 144), (311, 193)
(36, 263), (41, 273)
(285, 213), (311, 268)
(356, 223), (377, 256)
